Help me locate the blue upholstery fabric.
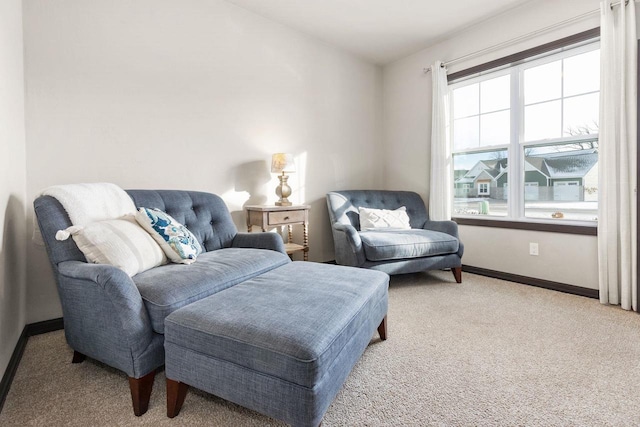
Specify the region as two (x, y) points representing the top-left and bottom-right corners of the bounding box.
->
(34, 196), (86, 265)
(57, 261), (164, 377)
(326, 190), (464, 275)
(231, 232), (286, 253)
(134, 248), (290, 333)
(165, 261), (389, 427)
(363, 253), (464, 276)
(327, 190), (429, 230)
(33, 189), (288, 383)
(127, 190), (237, 252)
(360, 229), (459, 261)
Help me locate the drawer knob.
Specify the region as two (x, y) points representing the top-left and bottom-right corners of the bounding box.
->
(284, 216), (290, 220)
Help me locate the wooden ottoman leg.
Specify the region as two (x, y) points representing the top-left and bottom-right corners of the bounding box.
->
(377, 316), (387, 341)
(167, 378), (189, 418)
(129, 370), (156, 416)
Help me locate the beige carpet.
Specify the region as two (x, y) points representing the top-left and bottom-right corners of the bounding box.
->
(2, 271), (640, 426)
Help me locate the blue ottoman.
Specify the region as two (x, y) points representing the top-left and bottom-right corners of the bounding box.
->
(164, 261), (389, 427)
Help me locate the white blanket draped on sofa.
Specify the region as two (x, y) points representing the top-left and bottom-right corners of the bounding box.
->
(32, 182), (135, 245)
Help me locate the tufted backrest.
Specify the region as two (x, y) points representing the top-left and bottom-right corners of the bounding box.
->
(326, 190), (429, 230)
(34, 189), (238, 270)
(126, 190), (237, 253)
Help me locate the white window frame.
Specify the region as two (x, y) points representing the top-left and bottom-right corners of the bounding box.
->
(478, 182), (490, 195)
(450, 39), (599, 226)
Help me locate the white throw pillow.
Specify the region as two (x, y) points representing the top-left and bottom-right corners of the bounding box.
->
(135, 207), (203, 264)
(55, 216), (167, 276)
(359, 206), (411, 230)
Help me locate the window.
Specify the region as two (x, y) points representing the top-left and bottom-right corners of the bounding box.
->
(453, 149), (508, 216)
(451, 38), (599, 224)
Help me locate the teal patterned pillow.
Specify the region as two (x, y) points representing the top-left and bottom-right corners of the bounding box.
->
(135, 207), (203, 264)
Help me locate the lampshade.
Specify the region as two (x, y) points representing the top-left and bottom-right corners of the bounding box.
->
(271, 153), (296, 174)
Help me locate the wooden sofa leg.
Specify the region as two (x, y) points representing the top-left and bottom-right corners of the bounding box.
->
(166, 378), (189, 418)
(129, 370), (156, 416)
(377, 316), (387, 341)
(451, 267), (462, 283)
(71, 351), (86, 364)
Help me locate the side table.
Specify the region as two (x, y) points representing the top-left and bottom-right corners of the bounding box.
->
(245, 204), (310, 261)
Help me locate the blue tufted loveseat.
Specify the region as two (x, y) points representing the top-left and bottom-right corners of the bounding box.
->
(34, 190), (291, 416)
(326, 190), (464, 280)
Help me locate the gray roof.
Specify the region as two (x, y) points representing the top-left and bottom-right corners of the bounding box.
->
(475, 158), (507, 178)
(455, 150), (597, 184)
(454, 169), (468, 180)
(524, 157), (550, 176)
(527, 151), (598, 178)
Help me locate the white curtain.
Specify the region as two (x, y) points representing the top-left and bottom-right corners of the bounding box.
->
(429, 61), (452, 221)
(598, 0), (638, 311)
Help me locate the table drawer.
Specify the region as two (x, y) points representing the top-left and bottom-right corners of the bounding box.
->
(268, 210), (305, 225)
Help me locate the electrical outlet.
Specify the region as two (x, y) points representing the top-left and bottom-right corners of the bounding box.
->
(529, 242), (539, 256)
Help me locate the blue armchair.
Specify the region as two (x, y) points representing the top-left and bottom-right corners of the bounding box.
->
(326, 190), (463, 281)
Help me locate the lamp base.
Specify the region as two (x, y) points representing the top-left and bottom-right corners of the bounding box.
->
(275, 173), (293, 207)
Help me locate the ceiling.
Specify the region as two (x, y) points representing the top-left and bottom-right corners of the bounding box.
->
(226, 0), (535, 65)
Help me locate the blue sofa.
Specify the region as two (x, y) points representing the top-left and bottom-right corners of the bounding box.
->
(34, 190), (291, 416)
(326, 190), (464, 281)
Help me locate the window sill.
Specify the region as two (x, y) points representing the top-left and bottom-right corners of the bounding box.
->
(453, 216), (597, 236)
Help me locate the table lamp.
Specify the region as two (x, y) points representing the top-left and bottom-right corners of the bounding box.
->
(271, 153), (296, 206)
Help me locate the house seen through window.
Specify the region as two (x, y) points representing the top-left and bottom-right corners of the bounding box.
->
(451, 39), (599, 223)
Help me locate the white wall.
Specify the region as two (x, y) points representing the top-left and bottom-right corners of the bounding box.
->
(23, 0), (383, 322)
(0, 0), (28, 378)
(383, 0), (602, 289)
